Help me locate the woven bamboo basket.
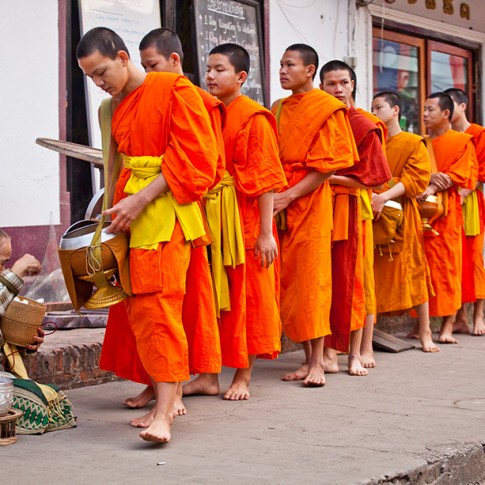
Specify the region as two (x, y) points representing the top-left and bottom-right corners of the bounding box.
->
(0, 408), (23, 445)
(0, 296), (46, 347)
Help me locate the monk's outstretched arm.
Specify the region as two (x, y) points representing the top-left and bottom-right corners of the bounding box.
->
(255, 191), (278, 268)
(274, 170), (333, 215)
(104, 173), (169, 233)
(371, 182), (406, 220)
(329, 175), (381, 190)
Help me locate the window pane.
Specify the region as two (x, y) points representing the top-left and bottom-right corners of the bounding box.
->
(430, 51), (468, 92)
(373, 38), (420, 133)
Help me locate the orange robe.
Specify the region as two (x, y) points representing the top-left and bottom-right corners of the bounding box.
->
(100, 81), (224, 383)
(466, 123), (485, 300)
(356, 107), (388, 153)
(425, 130), (477, 317)
(105, 72), (218, 383)
(219, 95), (286, 367)
(374, 132), (432, 313)
(273, 89), (355, 343)
(326, 108), (390, 351)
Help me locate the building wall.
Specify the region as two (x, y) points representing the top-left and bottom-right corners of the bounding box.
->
(268, 0), (485, 119)
(0, 1), (60, 229)
(268, 0), (372, 109)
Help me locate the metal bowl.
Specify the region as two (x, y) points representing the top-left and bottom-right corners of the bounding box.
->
(59, 220), (119, 250)
(0, 377), (13, 416)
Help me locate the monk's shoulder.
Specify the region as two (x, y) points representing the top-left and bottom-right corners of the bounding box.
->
(467, 123), (485, 142)
(442, 129), (474, 146)
(349, 107), (379, 133)
(196, 86), (223, 110)
(396, 131), (423, 145)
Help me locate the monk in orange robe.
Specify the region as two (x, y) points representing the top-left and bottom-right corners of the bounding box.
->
(183, 43), (286, 401)
(272, 46), (355, 387)
(319, 60), (391, 375)
(371, 91), (439, 352)
(445, 87), (485, 336)
(101, 28), (225, 411)
(418, 92), (478, 344)
(77, 27), (218, 443)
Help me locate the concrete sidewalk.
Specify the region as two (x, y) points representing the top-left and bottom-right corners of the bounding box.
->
(4, 334), (485, 485)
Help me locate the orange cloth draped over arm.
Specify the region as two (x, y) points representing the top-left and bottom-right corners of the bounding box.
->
(218, 95), (286, 366)
(109, 72), (218, 382)
(326, 109), (390, 350)
(374, 132), (432, 314)
(181, 87), (226, 375)
(466, 124), (485, 299)
(425, 130), (478, 317)
(274, 89), (357, 344)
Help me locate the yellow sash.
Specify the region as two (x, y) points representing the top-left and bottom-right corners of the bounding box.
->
(360, 189), (374, 221)
(463, 190), (480, 236)
(204, 171), (245, 316)
(4, 341), (57, 402)
(123, 155), (206, 249)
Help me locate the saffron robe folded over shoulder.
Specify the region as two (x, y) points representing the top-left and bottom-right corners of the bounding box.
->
(326, 108), (389, 351)
(374, 132), (432, 314)
(101, 77), (223, 381)
(425, 130), (478, 317)
(466, 123), (485, 300)
(108, 72), (218, 382)
(219, 95), (286, 367)
(273, 89), (356, 343)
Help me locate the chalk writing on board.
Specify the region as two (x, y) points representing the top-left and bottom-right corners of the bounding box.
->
(193, 0), (265, 105)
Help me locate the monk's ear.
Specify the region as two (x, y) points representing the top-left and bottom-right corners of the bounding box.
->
(237, 70), (248, 85)
(171, 53), (182, 68)
(118, 50), (130, 65)
(319, 82), (323, 90)
(307, 64), (316, 79)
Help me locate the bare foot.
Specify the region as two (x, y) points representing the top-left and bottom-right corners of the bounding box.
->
(182, 374), (220, 396)
(123, 386), (155, 409)
(419, 330), (440, 352)
(173, 384), (186, 417)
(139, 414), (173, 444)
(438, 331), (458, 344)
(282, 364), (309, 381)
(323, 354), (339, 373)
(360, 352), (376, 368)
(348, 355), (368, 376)
(406, 324), (419, 339)
(453, 319), (470, 334)
(130, 407), (155, 428)
(472, 318), (485, 336)
(223, 380), (250, 400)
(303, 365), (325, 387)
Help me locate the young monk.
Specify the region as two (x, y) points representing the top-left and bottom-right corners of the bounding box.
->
(184, 43), (286, 400)
(273, 46), (356, 386)
(102, 27), (225, 411)
(319, 60), (390, 374)
(418, 92), (478, 344)
(444, 87), (485, 336)
(77, 27), (218, 443)
(371, 91), (440, 352)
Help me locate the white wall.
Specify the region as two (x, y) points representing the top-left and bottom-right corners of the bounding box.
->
(0, 1), (60, 228)
(268, 0), (371, 106)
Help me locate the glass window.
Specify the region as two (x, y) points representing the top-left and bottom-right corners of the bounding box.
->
(430, 51), (468, 92)
(373, 37), (421, 133)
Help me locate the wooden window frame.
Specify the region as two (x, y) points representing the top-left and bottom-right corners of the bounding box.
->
(373, 27), (426, 134)
(427, 39), (475, 121)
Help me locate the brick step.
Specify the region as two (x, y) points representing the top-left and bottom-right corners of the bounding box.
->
(23, 328), (118, 389)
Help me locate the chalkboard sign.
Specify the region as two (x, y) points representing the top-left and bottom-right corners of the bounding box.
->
(192, 0), (265, 105)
